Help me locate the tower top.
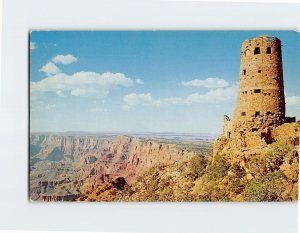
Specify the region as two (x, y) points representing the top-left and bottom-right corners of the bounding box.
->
(242, 35), (281, 46)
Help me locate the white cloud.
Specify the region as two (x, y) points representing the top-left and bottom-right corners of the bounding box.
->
(123, 93), (153, 106)
(39, 62), (61, 75)
(187, 85), (237, 103)
(30, 41), (37, 51)
(163, 97), (185, 105)
(123, 93), (187, 108)
(135, 78), (144, 85)
(52, 54), (78, 64)
(71, 88), (107, 97)
(122, 105), (131, 111)
(182, 77), (229, 89)
(122, 85), (236, 109)
(286, 96), (300, 106)
(55, 90), (65, 97)
(31, 71), (133, 98)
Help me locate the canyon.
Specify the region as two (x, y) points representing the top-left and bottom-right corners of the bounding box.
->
(29, 133), (212, 201)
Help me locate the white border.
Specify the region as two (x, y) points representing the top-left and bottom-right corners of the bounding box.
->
(1, 0), (299, 232)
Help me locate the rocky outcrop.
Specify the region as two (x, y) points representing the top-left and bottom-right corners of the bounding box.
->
(80, 177), (131, 202)
(213, 122), (299, 156)
(271, 123), (300, 145)
(211, 122), (299, 201)
(40, 194), (80, 202)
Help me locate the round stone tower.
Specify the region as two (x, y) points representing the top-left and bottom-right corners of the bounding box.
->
(232, 36), (285, 137)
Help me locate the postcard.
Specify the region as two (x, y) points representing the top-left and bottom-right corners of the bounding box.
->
(29, 31), (299, 202)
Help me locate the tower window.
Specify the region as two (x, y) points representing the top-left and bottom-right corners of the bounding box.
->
(254, 89), (261, 93)
(243, 69), (246, 75)
(254, 47), (260, 55)
(227, 132), (231, 139)
(241, 112), (246, 116)
(266, 47), (272, 54)
(255, 111), (260, 117)
(258, 69), (261, 73)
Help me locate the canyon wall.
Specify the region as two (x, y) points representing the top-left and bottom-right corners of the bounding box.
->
(30, 134), (207, 201)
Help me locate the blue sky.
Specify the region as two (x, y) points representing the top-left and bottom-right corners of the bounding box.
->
(30, 31), (300, 134)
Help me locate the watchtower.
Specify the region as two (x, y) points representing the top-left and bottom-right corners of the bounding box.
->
(231, 36), (286, 137)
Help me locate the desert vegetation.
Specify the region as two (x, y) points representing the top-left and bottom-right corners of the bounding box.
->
(81, 142), (298, 202)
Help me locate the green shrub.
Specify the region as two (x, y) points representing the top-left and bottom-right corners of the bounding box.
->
(242, 171), (286, 201)
(206, 153), (230, 180)
(188, 155), (207, 180)
(248, 143), (293, 176)
(230, 163), (246, 178)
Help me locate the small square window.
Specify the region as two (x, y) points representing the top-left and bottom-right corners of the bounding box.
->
(254, 47), (260, 55)
(254, 89), (261, 93)
(266, 47), (272, 54)
(241, 112), (246, 116)
(258, 70), (261, 73)
(255, 111), (260, 117)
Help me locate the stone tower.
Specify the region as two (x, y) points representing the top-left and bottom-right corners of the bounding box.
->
(231, 36), (286, 144)
(215, 36), (295, 150)
(214, 35), (297, 154)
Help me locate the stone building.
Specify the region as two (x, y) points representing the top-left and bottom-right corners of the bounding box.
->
(215, 36), (296, 151)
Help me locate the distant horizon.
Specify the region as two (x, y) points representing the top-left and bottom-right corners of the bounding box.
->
(30, 130), (218, 136)
(30, 131), (217, 142)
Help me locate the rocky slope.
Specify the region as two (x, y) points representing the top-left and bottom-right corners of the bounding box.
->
(30, 134), (211, 201)
(82, 142), (298, 202)
(80, 123), (299, 202)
